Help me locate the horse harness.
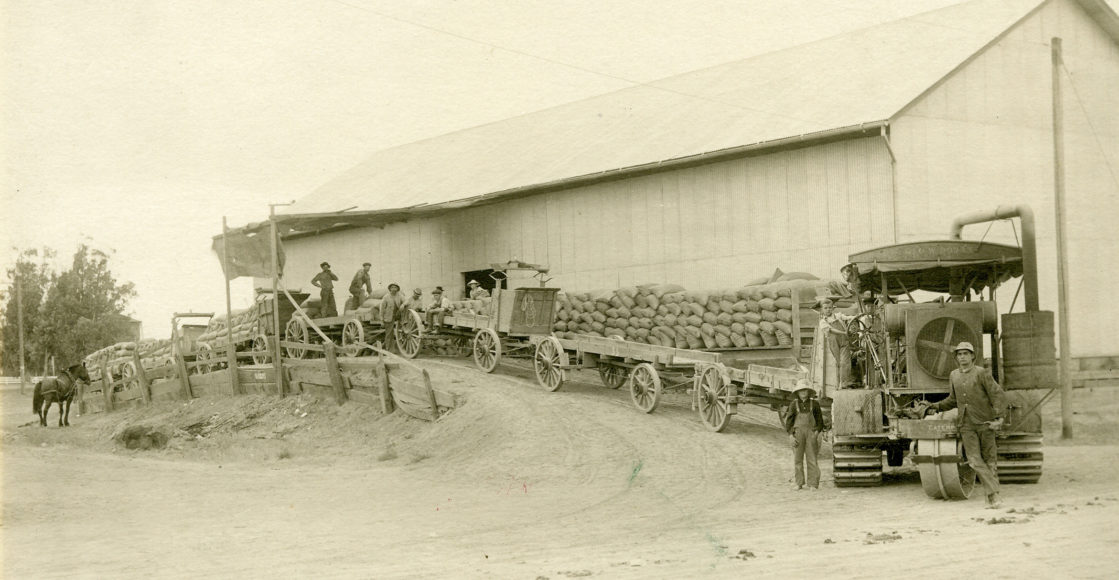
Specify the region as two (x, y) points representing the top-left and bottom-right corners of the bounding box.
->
(40, 371), (77, 399)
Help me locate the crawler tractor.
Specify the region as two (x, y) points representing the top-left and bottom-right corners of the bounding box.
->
(830, 206), (1055, 499)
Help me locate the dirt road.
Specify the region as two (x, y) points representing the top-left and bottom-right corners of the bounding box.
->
(3, 360), (1118, 579)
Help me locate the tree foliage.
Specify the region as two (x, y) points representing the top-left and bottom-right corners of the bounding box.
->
(2, 244), (137, 375)
(1, 248), (54, 375)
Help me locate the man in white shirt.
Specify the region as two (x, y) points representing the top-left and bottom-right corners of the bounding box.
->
(816, 297), (854, 389)
(426, 287), (452, 329)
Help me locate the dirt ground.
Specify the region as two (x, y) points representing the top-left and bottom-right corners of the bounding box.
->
(3, 360), (1118, 579)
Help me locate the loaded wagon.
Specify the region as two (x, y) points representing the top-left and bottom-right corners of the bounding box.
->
(400, 263), (560, 371)
(282, 289), (421, 359)
(193, 291), (309, 368)
(534, 278), (851, 431)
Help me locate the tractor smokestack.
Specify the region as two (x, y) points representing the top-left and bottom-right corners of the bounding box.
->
(949, 205), (1039, 312)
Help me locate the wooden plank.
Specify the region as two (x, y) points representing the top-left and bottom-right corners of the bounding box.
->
(324, 342), (347, 405)
(345, 387), (380, 406)
(280, 340), (325, 353)
(174, 343), (194, 400)
(423, 369), (439, 420)
(1073, 369), (1119, 381)
(238, 367), (276, 383)
(100, 360), (114, 412)
(189, 368), (231, 388)
(149, 379), (183, 401)
(299, 381), (334, 400)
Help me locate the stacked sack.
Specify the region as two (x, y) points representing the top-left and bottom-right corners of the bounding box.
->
(135, 338), (173, 368)
(449, 297), (493, 315)
(196, 308), (257, 346)
(553, 275), (847, 350)
(343, 288), (388, 321)
(85, 341), (138, 366)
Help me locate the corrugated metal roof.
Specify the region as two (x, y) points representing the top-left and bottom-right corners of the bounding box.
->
(287, 0), (1053, 216)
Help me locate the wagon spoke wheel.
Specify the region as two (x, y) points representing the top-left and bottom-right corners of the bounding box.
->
(396, 310), (424, 359)
(534, 336), (567, 392)
(472, 328), (501, 373)
(598, 363), (627, 389)
(251, 333), (271, 365)
(120, 361), (138, 390)
(341, 319), (365, 358)
(629, 363), (662, 414)
(195, 343), (214, 374)
(284, 318), (309, 359)
(696, 365), (733, 432)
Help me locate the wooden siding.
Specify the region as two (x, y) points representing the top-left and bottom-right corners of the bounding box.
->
(283, 136), (895, 301)
(891, 0), (1119, 356)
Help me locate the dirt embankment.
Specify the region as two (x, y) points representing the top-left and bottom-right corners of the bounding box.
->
(4, 361), (1119, 579)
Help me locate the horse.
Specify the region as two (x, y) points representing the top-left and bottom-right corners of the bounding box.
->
(32, 363), (91, 427)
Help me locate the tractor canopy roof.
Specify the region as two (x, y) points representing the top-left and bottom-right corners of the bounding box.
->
(847, 240), (1023, 296)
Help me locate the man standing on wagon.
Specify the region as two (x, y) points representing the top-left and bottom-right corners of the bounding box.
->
(311, 262), (339, 318)
(349, 262), (373, 312)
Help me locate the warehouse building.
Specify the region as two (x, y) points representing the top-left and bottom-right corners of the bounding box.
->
(266, 0), (1118, 358)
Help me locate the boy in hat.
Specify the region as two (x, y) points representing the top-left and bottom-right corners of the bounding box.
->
(311, 262), (339, 318)
(426, 287), (452, 329)
(923, 341), (1007, 508)
(785, 379), (827, 490)
(467, 279), (490, 299)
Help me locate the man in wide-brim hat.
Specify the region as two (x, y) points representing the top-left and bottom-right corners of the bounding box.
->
(925, 341), (1008, 508)
(784, 379), (827, 490)
(467, 279), (490, 300)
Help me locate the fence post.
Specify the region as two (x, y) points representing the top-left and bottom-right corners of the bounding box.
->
(101, 359), (115, 412)
(132, 351), (152, 405)
(273, 336), (286, 397)
(175, 345), (194, 400)
(377, 355), (394, 414)
(422, 369), (439, 420)
(324, 342), (347, 405)
(226, 342), (241, 396)
(77, 375), (87, 415)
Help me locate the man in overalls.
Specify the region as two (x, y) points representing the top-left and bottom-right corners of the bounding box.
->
(785, 380), (826, 490)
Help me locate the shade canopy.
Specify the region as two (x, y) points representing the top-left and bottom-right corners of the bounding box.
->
(847, 240), (1024, 296)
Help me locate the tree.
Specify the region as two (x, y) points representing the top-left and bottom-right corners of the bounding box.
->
(1, 247), (55, 376)
(36, 245), (137, 367)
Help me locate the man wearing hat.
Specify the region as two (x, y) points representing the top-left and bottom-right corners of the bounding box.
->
(349, 262), (373, 312)
(924, 341), (1008, 508)
(815, 297), (855, 390)
(310, 262), (339, 318)
(379, 284), (404, 351)
(467, 279), (490, 300)
(425, 287), (452, 329)
(784, 379), (827, 490)
(403, 288), (426, 313)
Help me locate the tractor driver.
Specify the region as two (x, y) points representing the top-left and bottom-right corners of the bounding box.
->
(921, 342), (1007, 509)
(816, 297), (855, 389)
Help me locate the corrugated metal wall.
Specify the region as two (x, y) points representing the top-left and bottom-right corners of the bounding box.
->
(283, 135), (895, 301)
(891, 0), (1119, 356)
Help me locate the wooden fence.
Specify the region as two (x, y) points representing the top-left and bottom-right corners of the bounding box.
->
(78, 338), (457, 422)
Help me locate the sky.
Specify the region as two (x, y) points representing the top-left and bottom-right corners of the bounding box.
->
(3, 0), (1086, 338)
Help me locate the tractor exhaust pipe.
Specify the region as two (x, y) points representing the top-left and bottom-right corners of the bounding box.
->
(949, 205), (1039, 312)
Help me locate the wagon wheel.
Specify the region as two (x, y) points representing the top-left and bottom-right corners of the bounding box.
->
(534, 336), (568, 392)
(120, 361), (138, 391)
(696, 365), (733, 432)
(195, 343), (214, 374)
(396, 310), (424, 359)
(629, 363), (662, 414)
(341, 319), (365, 358)
(598, 363), (627, 389)
(472, 328), (502, 373)
(284, 318), (310, 359)
(251, 332), (271, 365)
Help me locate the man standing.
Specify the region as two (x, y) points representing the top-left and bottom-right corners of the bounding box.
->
(349, 262), (373, 312)
(925, 342), (1007, 508)
(311, 262), (339, 318)
(426, 287), (451, 329)
(379, 283), (404, 352)
(785, 380), (826, 490)
(467, 279), (490, 299)
(816, 297), (854, 390)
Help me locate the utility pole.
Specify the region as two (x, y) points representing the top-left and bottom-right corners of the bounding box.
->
(16, 272), (28, 395)
(1052, 37), (1073, 440)
(268, 202), (294, 397)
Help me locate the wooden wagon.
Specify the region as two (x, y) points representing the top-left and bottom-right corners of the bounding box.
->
(282, 304), (419, 360)
(400, 285), (560, 372)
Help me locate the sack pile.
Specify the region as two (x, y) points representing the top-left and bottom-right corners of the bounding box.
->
(552, 275), (847, 350)
(197, 308), (257, 346)
(343, 288), (388, 321)
(449, 297), (492, 315)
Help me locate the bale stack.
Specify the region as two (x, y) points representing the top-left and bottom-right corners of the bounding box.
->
(196, 308), (257, 346)
(84, 341), (138, 367)
(450, 297), (493, 315)
(552, 275), (846, 350)
(135, 338), (174, 368)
